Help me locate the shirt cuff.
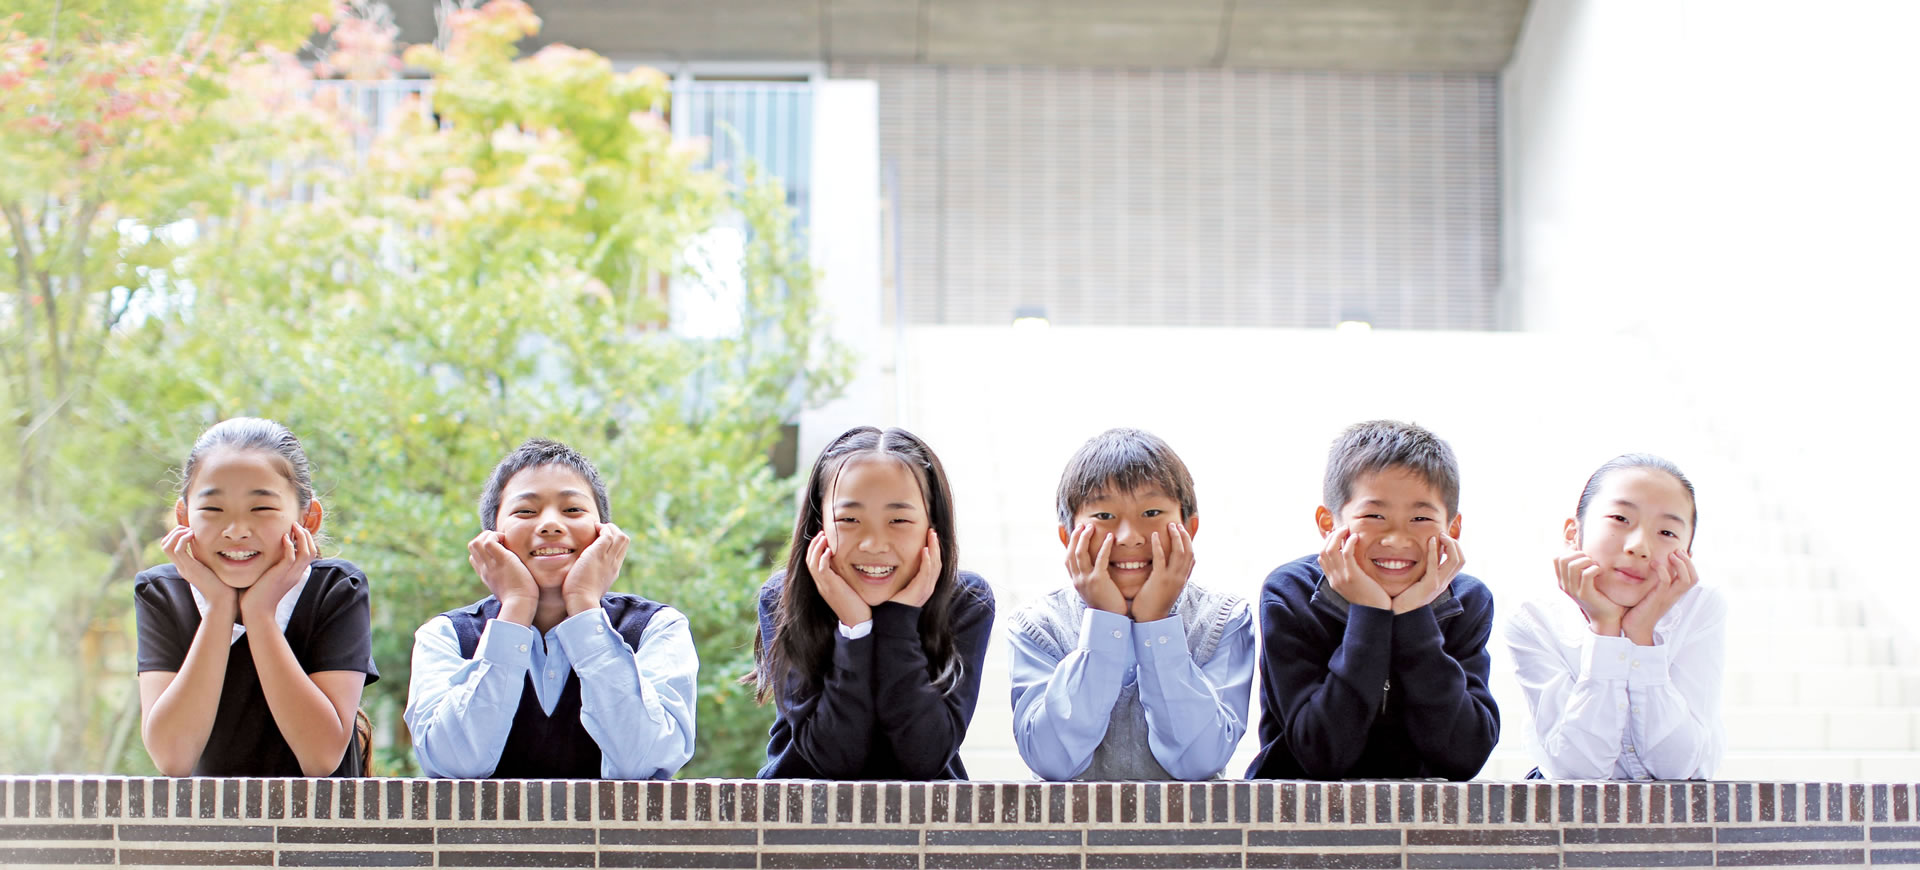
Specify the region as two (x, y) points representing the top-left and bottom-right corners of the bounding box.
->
(837, 619), (874, 640)
(1623, 641), (1672, 688)
(1080, 608), (1134, 664)
(477, 618), (536, 667)
(1132, 613), (1188, 667)
(553, 606), (630, 665)
(1580, 633), (1640, 682)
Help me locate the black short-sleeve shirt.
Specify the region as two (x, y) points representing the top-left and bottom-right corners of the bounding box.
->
(135, 558), (380, 776)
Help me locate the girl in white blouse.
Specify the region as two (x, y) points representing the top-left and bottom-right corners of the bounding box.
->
(1506, 454), (1725, 780)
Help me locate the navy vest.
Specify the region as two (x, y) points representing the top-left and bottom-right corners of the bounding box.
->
(443, 594), (664, 779)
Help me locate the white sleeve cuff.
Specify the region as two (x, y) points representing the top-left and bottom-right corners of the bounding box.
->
(553, 606), (630, 664)
(1579, 632), (1636, 682)
(837, 619), (874, 640)
(1132, 613), (1190, 668)
(477, 617), (537, 666)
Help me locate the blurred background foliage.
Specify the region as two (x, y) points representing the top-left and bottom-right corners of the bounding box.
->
(0, 0), (844, 778)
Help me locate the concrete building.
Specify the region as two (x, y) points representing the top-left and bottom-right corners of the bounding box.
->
(388, 0), (1920, 780)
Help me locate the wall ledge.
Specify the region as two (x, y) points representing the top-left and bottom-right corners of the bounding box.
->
(3, 777), (1917, 867)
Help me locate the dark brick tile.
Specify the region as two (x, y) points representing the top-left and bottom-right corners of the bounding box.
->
(1780, 783), (1796, 823)
(762, 853), (918, 869)
(1406, 784), (1422, 824)
(278, 826), (432, 845)
(241, 781), (261, 820)
(927, 830), (1079, 847)
(485, 781), (502, 822)
(1648, 783), (1665, 824)
(1166, 783), (1183, 825)
(455, 781), (474, 821)
(1305, 783), (1322, 823)
(1250, 830), (1399, 847)
(119, 848), (274, 865)
(1692, 783), (1709, 823)
(438, 827), (595, 845)
(1280, 783), (1297, 824)
(105, 781), (123, 819)
(601, 854), (758, 869)
(1422, 784), (1439, 823)
(763, 829), (918, 846)
(1557, 784), (1575, 823)
(525, 781), (545, 822)
(315, 780), (335, 820)
(925, 854), (1080, 870)
(1879, 785), (1893, 823)
(1120, 783), (1137, 824)
(1409, 829), (1558, 847)
(1717, 825), (1864, 844)
(1625, 784), (1642, 824)
(782, 783), (804, 824)
(1876, 826), (1920, 842)
(1214, 783), (1232, 824)
(1096, 784), (1113, 824)
(1325, 784), (1343, 824)
(437, 849), (595, 867)
(1089, 829), (1240, 847)
(673, 781), (691, 822)
(1142, 784), (1162, 825)
(360, 780), (379, 820)
(860, 783), (876, 825)
(552, 780), (570, 821)
(1806, 783), (1822, 822)
(118, 824), (272, 842)
(1760, 783), (1776, 822)
(1852, 785), (1868, 823)
(1257, 783), (1273, 825)
(1714, 848), (1864, 866)
(885, 784), (902, 825)
(602, 828), (757, 846)
(1247, 856), (1400, 870)
(279, 850), (435, 866)
(433, 780), (454, 821)
(1443, 785), (1459, 824)
(1871, 848), (1920, 865)
(952, 784), (971, 823)
(1075, 783), (1091, 824)
(1237, 783), (1252, 824)
(1562, 850), (1714, 867)
(58, 780), (75, 819)
(80, 780), (98, 819)
(1468, 783), (1484, 824)
(1024, 784), (1043, 824)
(719, 782), (736, 823)
(502, 781), (521, 822)
(977, 783), (998, 824)
(1189, 783), (1208, 824)
(811, 782), (831, 824)
(1897, 785), (1910, 823)
(172, 780), (194, 819)
(0, 823), (111, 840)
(1407, 854), (1559, 869)
(1603, 784), (1620, 824)
(1084, 854), (1241, 869)
(1048, 784), (1066, 825)
(1487, 784), (1505, 824)
(1562, 827), (1712, 844)
(834, 784), (854, 824)
(909, 784), (926, 825)
(0, 847), (116, 864)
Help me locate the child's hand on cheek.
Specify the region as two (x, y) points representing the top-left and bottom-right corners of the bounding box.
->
(162, 526), (235, 617)
(469, 529), (539, 627)
(888, 528), (941, 609)
(1321, 527), (1390, 611)
(1622, 550), (1697, 646)
(1066, 523), (1126, 616)
(1130, 521), (1194, 622)
(562, 523), (629, 617)
(240, 525), (316, 626)
(1555, 550), (1624, 635)
(807, 531), (872, 629)
(1392, 533), (1464, 615)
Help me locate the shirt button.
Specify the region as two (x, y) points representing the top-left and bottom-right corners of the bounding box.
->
(1159, 636), (1169, 645)
(1632, 707), (1641, 714)
(595, 625), (605, 634)
(1112, 630), (1123, 639)
(517, 644), (529, 653)
(1617, 653), (1627, 661)
(1630, 661), (1641, 669)
(1626, 744), (1636, 752)
(1618, 702), (1627, 711)
(547, 671), (557, 680)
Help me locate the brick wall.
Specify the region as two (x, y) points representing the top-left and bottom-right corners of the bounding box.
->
(6, 777), (1920, 867)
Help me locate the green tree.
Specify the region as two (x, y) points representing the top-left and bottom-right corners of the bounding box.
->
(2, 0), (842, 777)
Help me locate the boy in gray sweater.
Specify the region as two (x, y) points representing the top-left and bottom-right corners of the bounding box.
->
(1008, 429), (1255, 780)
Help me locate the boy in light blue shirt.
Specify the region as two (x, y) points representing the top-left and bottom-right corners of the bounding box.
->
(1007, 428), (1255, 780)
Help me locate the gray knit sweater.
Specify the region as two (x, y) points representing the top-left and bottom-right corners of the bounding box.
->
(1008, 583), (1245, 780)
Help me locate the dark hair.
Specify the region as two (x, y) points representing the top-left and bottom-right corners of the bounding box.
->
(478, 438), (611, 530)
(1574, 453), (1698, 548)
(750, 426), (966, 706)
(1323, 420), (1461, 518)
(1055, 428), (1198, 529)
(181, 417), (317, 513)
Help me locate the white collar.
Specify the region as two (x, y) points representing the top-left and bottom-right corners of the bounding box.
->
(190, 564), (313, 645)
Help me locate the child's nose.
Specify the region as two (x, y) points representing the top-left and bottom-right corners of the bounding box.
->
(1624, 526), (1650, 557)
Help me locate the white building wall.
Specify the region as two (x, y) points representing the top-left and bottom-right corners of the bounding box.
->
(1501, 0), (1920, 639)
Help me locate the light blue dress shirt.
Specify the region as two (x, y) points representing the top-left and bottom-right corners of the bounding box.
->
(404, 605), (698, 779)
(1009, 602), (1256, 781)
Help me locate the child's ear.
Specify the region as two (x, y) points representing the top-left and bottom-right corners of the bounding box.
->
(302, 499), (324, 533)
(1057, 525), (1071, 547)
(1447, 514), (1462, 540)
(1184, 514), (1200, 538)
(1314, 506), (1335, 537)
(174, 498), (188, 527)
(1563, 517), (1580, 550)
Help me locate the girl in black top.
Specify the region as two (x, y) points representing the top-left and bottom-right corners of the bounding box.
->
(135, 418), (377, 776)
(749, 426), (994, 779)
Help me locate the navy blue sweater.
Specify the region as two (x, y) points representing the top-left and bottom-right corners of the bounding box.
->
(1246, 554), (1499, 781)
(756, 570), (995, 780)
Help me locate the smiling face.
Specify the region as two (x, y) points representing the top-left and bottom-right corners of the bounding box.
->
(179, 449), (305, 589)
(1569, 466), (1694, 609)
(495, 463), (603, 589)
(824, 455), (930, 607)
(1063, 484), (1199, 600)
(1321, 466), (1461, 597)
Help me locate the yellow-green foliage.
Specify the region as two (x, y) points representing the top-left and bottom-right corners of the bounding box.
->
(1, 0), (843, 777)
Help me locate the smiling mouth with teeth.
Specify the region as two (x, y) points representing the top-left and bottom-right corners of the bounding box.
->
(530, 547), (576, 557)
(853, 565), (896, 579)
(1111, 561), (1149, 571)
(1372, 559), (1415, 571)
(218, 550), (261, 561)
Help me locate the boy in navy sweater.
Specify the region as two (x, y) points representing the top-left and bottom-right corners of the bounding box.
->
(405, 439), (698, 779)
(1247, 420), (1498, 781)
